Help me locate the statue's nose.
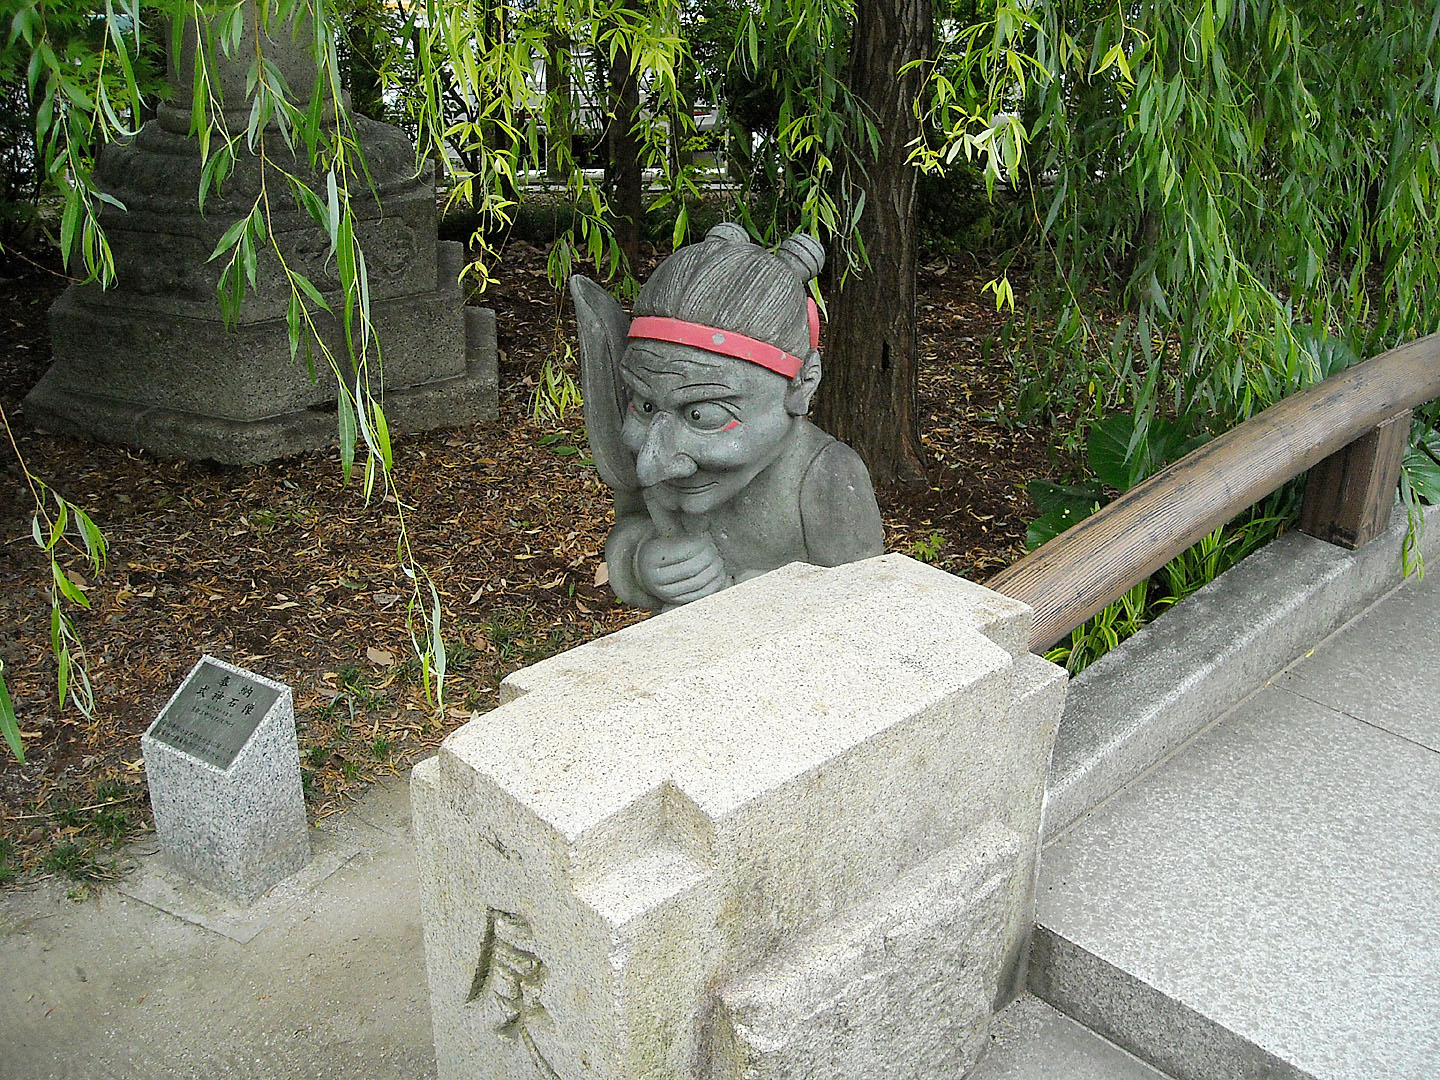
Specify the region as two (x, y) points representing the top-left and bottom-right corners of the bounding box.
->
(635, 414), (698, 487)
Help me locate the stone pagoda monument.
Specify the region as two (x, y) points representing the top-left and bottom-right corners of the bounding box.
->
(25, 8), (497, 464)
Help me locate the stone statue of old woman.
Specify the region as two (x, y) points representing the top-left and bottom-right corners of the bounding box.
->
(572, 222), (883, 610)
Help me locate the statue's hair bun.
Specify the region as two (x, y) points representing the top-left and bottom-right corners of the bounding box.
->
(778, 233), (825, 283)
(704, 221), (752, 246)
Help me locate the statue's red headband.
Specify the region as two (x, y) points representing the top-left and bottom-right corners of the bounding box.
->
(628, 300), (822, 381)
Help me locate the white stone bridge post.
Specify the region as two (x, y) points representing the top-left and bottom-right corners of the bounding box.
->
(412, 554), (1065, 1079)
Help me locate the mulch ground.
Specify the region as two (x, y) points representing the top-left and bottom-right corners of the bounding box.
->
(0, 238), (1065, 886)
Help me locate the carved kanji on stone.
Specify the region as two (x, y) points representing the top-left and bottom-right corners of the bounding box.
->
(468, 909), (559, 1080)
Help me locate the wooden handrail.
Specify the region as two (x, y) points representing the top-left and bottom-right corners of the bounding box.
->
(986, 332), (1440, 653)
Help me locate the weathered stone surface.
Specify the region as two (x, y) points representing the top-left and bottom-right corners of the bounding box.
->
(30, 253), (496, 464)
(412, 555), (1066, 1079)
(970, 995), (1175, 1080)
(82, 118), (440, 323)
(142, 655), (309, 903)
(713, 823), (1020, 1080)
(30, 270), (497, 463)
(1275, 546), (1440, 751)
(24, 21), (498, 463)
(1035, 682), (1440, 1080)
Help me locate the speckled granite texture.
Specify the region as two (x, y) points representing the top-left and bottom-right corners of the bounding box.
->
(142, 655), (310, 903)
(412, 555), (1067, 1080)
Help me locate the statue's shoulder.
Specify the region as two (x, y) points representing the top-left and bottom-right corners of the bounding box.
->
(796, 422), (884, 564)
(793, 422), (866, 485)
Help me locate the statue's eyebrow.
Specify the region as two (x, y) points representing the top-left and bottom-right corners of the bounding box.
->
(625, 362), (682, 380)
(624, 343), (726, 376)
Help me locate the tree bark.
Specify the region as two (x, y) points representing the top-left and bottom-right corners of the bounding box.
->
(545, 32), (572, 181)
(344, 0), (387, 122)
(813, 0), (931, 488)
(607, 45), (643, 273)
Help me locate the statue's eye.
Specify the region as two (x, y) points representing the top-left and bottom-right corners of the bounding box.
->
(685, 402), (737, 431)
(629, 399), (655, 416)
(642, 401), (655, 414)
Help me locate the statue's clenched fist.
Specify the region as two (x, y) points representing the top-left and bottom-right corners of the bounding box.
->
(635, 534), (731, 606)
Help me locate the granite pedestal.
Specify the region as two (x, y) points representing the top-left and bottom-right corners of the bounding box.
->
(412, 555), (1067, 1079)
(142, 655), (309, 904)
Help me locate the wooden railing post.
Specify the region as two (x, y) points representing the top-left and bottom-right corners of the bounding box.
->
(1299, 410), (1411, 550)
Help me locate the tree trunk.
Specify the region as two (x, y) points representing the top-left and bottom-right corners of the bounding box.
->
(545, 32), (572, 181)
(607, 45), (643, 273)
(814, 0), (931, 488)
(344, 0), (387, 122)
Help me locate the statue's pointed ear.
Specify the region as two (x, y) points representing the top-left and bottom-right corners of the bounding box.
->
(785, 348), (822, 416)
(570, 276), (638, 492)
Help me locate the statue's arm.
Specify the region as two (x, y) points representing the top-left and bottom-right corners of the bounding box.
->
(604, 490), (662, 610)
(799, 441), (885, 566)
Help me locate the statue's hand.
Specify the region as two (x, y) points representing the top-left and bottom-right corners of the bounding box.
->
(635, 533), (731, 606)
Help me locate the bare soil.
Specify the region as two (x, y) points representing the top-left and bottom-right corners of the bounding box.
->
(0, 239), (1064, 882)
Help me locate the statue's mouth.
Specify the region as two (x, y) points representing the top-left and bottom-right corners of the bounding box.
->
(665, 478), (718, 493)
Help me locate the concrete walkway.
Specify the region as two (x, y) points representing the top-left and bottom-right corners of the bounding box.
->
(1029, 565), (1440, 1079)
(1, 779), (436, 1080)
(3, 549), (1437, 1079)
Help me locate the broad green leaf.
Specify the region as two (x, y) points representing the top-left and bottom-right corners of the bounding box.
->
(672, 204), (688, 250)
(1027, 480), (1104, 516)
(207, 212), (252, 263)
(292, 271), (331, 312)
(373, 402), (393, 472)
(293, 180), (326, 232)
(362, 454), (376, 504)
(354, 375), (380, 462)
(1088, 413), (1140, 492)
(56, 643), (70, 707)
(198, 151), (222, 213)
(246, 92), (265, 149)
(50, 494), (68, 550)
(286, 293), (301, 362)
(356, 247), (372, 343)
(1404, 443), (1440, 503)
(59, 191), (80, 264)
(74, 507), (106, 570)
(53, 562), (90, 609)
(1026, 504), (1092, 551)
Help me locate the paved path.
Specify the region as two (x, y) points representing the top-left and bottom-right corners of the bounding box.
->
(1, 779), (436, 1080)
(1030, 565), (1440, 1079)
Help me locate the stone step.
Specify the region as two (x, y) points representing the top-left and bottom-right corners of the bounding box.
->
(1029, 571), (1440, 1080)
(970, 995), (1175, 1079)
(1044, 504), (1440, 843)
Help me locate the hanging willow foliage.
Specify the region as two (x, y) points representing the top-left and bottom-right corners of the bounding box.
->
(921, 0), (1440, 441)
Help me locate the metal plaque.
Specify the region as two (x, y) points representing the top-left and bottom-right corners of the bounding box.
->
(149, 659), (281, 770)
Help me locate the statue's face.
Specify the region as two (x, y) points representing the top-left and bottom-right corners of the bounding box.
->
(620, 341), (798, 516)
